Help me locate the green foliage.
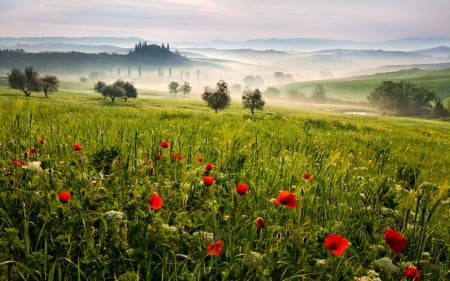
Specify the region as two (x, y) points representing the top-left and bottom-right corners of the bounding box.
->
(311, 84), (327, 102)
(168, 81), (179, 94)
(8, 67), (42, 96)
(41, 75), (59, 98)
(0, 90), (449, 280)
(242, 88), (265, 115)
(202, 80), (231, 113)
(368, 80), (435, 116)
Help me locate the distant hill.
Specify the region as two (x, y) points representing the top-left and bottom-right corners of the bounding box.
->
(280, 68), (450, 102)
(0, 36), (144, 47)
(0, 42), (189, 75)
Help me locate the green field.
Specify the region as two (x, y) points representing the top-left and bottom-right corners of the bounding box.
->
(280, 68), (450, 102)
(0, 87), (449, 280)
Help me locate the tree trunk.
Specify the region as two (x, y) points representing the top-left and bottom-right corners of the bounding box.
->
(44, 90), (48, 98)
(23, 89), (31, 96)
(111, 97), (115, 102)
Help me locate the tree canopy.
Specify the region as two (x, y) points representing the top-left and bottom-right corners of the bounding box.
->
(368, 81), (435, 116)
(8, 67), (42, 96)
(96, 79), (137, 102)
(41, 75), (59, 98)
(202, 80), (231, 113)
(242, 88), (265, 115)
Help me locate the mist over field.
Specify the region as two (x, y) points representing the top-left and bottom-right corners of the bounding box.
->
(1, 36), (450, 109)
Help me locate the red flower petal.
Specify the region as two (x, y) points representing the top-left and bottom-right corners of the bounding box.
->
(58, 191), (71, 203)
(384, 228), (407, 254)
(156, 153), (163, 160)
(276, 191), (297, 208)
(205, 162), (214, 171)
(73, 143), (82, 151)
(325, 233), (349, 256)
(255, 217), (265, 229)
(160, 141), (169, 148)
(196, 156), (203, 162)
(207, 240), (224, 256)
(203, 176), (215, 187)
(148, 193), (163, 211)
(404, 267), (420, 281)
(38, 136), (45, 145)
(236, 183), (248, 195)
(303, 172), (312, 181)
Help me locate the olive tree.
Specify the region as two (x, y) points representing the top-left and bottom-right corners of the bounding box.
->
(202, 80), (231, 113)
(242, 88), (265, 115)
(41, 75), (59, 98)
(8, 67), (42, 96)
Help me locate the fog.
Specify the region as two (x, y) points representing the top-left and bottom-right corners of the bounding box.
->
(1, 37), (450, 107)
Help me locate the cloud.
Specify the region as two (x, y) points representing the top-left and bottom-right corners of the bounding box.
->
(1, 0), (449, 41)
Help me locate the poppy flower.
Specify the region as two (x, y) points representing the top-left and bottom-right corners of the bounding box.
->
(58, 191), (71, 203)
(11, 159), (26, 166)
(38, 136), (45, 145)
(236, 183), (249, 195)
(148, 193), (163, 211)
(275, 191), (297, 208)
(303, 172), (312, 181)
(205, 162), (214, 171)
(325, 234), (349, 256)
(196, 156), (203, 162)
(171, 152), (184, 161)
(203, 175), (214, 187)
(207, 240), (224, 256)
(404, 267), (420, 281)
(160, 141), (169, 148)
(384, 228), (407, 254)
(73, 143), (82, 151)
(255, 217), (265, 229)
(156, 153), (163, 160)
(28, 147), (37, 154)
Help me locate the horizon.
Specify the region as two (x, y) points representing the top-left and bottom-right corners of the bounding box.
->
(1, 1), (449, 43)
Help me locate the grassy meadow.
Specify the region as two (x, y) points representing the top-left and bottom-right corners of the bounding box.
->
(280, 68), (450, 102)
(0, 85), (449, 281)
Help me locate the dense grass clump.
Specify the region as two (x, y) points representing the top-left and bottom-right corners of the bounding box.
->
(0, 88), (449, 280)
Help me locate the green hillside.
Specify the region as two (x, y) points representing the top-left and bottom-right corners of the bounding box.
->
(280, 68), (450, 102)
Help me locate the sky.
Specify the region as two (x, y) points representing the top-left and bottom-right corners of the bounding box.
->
(0, 0), (449, 42)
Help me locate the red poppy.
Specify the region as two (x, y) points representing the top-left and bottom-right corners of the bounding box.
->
(275, 191), (297, 208)
(404, 267), (420, 281)
(156, 153), (163, 160)
(38, 136), (45, 145)
(207, 240), (224, 256)
(73, 143), (82, 151)
(236, 183), (248, 196)
(325, 234), (349, 256)
(28, 147), (37, 154)
(11, 159), (26, 166)
(205, 162), (214, 171)
(255, 217), (265, 229)
(203, 175), (214, 187)
(58, 191), (71, 203)
(160, 141), (169, 148)
(148, 193), (163, 211)
(171, 152), (184, 161)
(384, 228), (407, 254)
(303, 172), (312, 181)
(196, 156), (203, 162)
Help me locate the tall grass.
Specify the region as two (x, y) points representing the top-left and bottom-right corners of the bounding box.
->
(0, 89), (449, 280)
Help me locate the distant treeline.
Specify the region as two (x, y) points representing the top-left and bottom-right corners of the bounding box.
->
(0, 42), (189, 74)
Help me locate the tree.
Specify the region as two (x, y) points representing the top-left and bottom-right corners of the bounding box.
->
(8, 67), (42, 96)
(368, 81), (435, 116)
(242, 88), (265, 115)
(113, 80), (137, 101)
(264, 87), (280, 97)
(103, 85), (125, 102)
(202, 80), (231, 113)
(94, 81), (107, 97)
(41, 75), (59, 98)
(180, 81), (192, 97)
(311, 84), (326, 102)
(244, 75), (264, 88)
(168, 81), (179, 95)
